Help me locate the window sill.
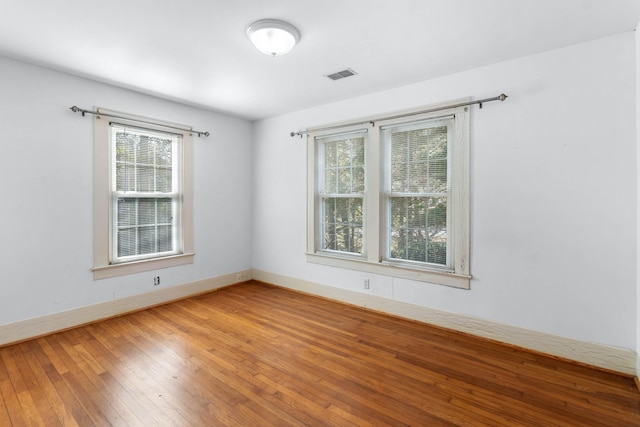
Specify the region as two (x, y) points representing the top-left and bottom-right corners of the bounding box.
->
(92, 253), (195, 280)
(306, 252), (470, 289)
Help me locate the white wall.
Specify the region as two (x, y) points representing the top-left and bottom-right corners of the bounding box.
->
(0, 56), (253, 326)
(252, 32), (637, 353)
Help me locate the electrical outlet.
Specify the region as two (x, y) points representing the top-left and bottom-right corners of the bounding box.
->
(363, 279), (370, 289)
(153, 276), (161, 286)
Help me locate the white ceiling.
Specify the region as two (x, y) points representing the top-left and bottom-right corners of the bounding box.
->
(1, 0), (639, 120)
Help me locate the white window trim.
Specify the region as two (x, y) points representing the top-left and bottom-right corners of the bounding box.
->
(307, 100), (470, 289)
(92, 108), (194, 280)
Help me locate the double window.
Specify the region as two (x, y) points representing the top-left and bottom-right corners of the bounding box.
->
(307, 102), (470, 288)
(93, 110), (194, 279)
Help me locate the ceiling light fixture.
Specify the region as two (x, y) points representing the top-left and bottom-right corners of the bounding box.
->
(247, 19), (300, 57)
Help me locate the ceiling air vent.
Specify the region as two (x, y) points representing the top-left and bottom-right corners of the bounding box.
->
(326, 68), (357, 81)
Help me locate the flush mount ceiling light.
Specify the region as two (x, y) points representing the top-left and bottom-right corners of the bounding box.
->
(247, 19), (300, 57)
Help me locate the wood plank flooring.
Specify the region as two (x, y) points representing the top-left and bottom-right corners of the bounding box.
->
(0, 280), (639, 426)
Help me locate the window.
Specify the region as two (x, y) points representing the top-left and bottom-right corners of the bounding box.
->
(111, 125), (180, 262)
(383, 119), (451, 268)
(93, 110), (194, 279)
(307, 102), (470, 289)
(317, 131), (367, 256)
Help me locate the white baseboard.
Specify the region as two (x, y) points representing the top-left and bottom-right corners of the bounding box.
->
(4, 268), (635, 376)
(0, 270), (252, 347)
(252, 269), (637, 376)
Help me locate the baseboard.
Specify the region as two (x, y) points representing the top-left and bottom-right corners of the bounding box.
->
(5, 268), (635, 376)
(252, 269), (637, 376)
(0, 269), (252, 347)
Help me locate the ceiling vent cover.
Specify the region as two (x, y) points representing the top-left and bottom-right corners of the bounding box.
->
(326, 68), (357, 81)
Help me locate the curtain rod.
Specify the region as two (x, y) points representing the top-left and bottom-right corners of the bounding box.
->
(69, 106), (210, 137)
(289, 93), (508, 138)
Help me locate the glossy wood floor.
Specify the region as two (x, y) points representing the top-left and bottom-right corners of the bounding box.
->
(1, 281), (639, 426)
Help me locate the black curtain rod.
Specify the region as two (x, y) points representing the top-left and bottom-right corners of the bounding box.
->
(290, 93), (508, 138)
(69, 106), (210, 137)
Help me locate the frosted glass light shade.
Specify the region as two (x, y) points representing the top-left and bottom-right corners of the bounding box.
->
(247, 19), (300, 56)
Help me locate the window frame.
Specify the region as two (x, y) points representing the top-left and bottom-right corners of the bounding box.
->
(307, 101), (470, 289)
(92, 109), (194, 280)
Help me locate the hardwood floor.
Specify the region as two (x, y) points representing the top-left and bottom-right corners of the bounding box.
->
(1, 281), (639, 426)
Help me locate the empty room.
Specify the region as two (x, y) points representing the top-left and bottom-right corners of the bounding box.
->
(1, 0), (640, 425)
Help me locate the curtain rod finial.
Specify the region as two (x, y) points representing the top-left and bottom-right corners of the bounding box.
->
(499, 93), (508, 101)
(70, 106), (86, 116)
